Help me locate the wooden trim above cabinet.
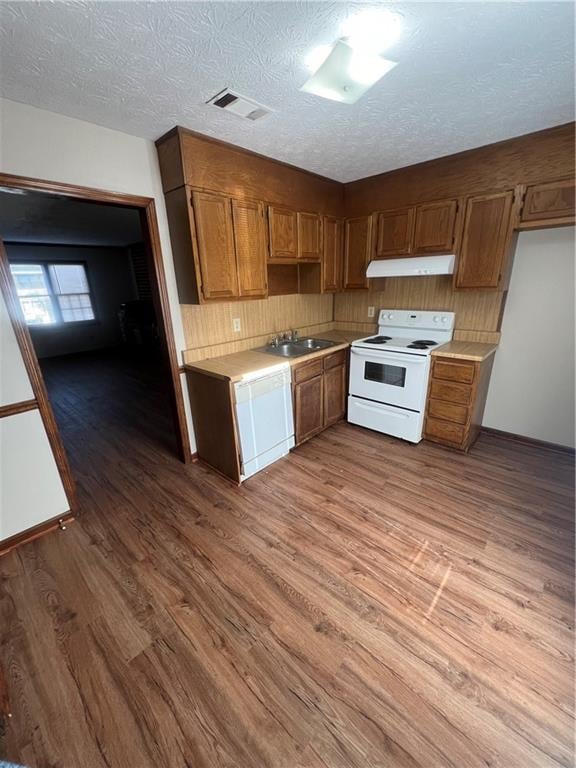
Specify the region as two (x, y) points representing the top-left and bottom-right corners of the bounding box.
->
(156, 126), (344, 216)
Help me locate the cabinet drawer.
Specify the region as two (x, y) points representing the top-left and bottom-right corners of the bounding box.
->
(428, 399), (469, 425)
(324, 349), (347, 370)
(432, 359), (476, 384)
(293, 358), (323, 384)
(429, 379), (473, 405)
(425, 417), (466, 446)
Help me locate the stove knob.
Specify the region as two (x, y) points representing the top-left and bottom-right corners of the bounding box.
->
(433, 316), (440, 323)
(387, 313), (393, 319)
(441, 316), (448, 324)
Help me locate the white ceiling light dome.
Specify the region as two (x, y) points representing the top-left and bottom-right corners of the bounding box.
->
(341, 8), (402, 54)
(301, 40), (397, 104)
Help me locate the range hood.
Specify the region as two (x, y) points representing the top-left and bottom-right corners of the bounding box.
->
(366, 254), (456, 279)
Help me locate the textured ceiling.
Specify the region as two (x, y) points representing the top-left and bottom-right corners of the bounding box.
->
(0, 2), (574, 182)
(0, 190), (142, 246)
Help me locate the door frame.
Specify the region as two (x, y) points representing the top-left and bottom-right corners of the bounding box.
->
(0, 172), (192, 476)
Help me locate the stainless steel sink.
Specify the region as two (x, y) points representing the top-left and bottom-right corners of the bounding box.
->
(258, 337), (339, 358)
(297, 338), (336, 350)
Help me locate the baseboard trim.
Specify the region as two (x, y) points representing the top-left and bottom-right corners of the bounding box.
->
(190, 452), (199, 463)
(0, 512), (74, 557)
(481, 427), (575, 455)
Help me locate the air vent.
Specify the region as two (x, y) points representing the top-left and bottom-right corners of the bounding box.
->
(206, 89), (272, 121)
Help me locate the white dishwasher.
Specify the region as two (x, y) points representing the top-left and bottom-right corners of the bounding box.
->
(234, 362), (295, 481)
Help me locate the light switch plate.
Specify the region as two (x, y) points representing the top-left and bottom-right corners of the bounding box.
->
(233, 318), (241, 332)
(367, 306), (375, 318)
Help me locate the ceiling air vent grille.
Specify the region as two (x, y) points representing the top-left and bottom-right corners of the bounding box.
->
(207, 89), (272, 121)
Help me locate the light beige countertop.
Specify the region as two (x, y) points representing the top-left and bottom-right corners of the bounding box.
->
(432, 341), (498, 362)
(184, 330), (366, 382)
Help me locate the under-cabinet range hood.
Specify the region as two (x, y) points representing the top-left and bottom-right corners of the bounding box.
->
(366, 254), (455, 279)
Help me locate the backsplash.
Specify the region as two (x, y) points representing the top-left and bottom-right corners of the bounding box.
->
(181, 294), (334, 363)
(181, 275), (505, 363)
(334, 276), (503, 344)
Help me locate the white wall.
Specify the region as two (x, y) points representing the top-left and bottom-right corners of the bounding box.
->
(0, 98), (195, 450)
(483, 227), (575, 448)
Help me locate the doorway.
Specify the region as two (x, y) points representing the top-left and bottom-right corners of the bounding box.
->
(0, 173), (191, 518)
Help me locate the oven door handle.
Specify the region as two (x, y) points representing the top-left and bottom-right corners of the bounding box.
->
(350, 348), (427, 365)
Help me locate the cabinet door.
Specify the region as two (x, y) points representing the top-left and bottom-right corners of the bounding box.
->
(298, 212), (322, 260)
(521, 178), (575, 224)
(322, 216), (343, 292)
(232, 198), (268, 298)
(294, 375), (323, 445)
(191, 190), (239, 300)
(414, 199), (458, 254)
(374, 208), (415, 258)
(268, 206), (298, 260)
(323, 364), (346, 427)
(343, 216), (372, 290)
(455, 191), (515, 289)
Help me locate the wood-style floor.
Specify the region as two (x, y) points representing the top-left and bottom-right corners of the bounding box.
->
(1, 351), (574, 768)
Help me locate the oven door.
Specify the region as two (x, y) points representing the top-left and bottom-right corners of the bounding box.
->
(349, 347), (430, 411)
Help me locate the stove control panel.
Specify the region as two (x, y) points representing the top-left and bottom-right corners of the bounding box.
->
(378, 309), (455, 331)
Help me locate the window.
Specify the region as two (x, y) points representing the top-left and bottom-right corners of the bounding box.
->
(10, 263), (95, 325)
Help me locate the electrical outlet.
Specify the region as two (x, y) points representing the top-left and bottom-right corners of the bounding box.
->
(367, 306), (375, 318)
(233, 318), (241, 333)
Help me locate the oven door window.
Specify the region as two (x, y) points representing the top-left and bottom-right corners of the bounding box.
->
(364, 361), (406, 388)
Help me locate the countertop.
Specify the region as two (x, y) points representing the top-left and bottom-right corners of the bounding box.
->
(184, 330), (366, 383)
(432, 341), (498, 362)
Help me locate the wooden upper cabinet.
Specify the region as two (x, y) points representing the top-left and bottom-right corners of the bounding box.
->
(322, 216), (343, 292)
(268, 206), (298, 260)
(231, 199), (268, 298)
(373, 208), (415, 259)
(344, 216), (372, 290)
(454, 190), (515, 290)
(520, 178), (575, 226)
(414, 199), (459, 254)
(298, 212), (322, 260)
(191, 190), (239, 301)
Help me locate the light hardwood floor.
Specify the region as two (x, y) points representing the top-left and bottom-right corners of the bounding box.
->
(1, 352), (574, 767)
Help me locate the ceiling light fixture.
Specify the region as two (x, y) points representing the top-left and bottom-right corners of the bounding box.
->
(300, 39), (397, 104)
(341, 9), (402, 54)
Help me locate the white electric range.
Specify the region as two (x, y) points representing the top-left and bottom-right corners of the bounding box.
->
(348, 309), (455, 443)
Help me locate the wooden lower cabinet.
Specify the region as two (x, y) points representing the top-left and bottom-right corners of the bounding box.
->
(323, 361), (347, 427)
(294, 375), (324, 444)
(293, 350), (347, 445)
(424, 354), (495, 452)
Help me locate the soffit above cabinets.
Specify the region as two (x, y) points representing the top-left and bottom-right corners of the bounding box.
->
(0, 1), (573, 182)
